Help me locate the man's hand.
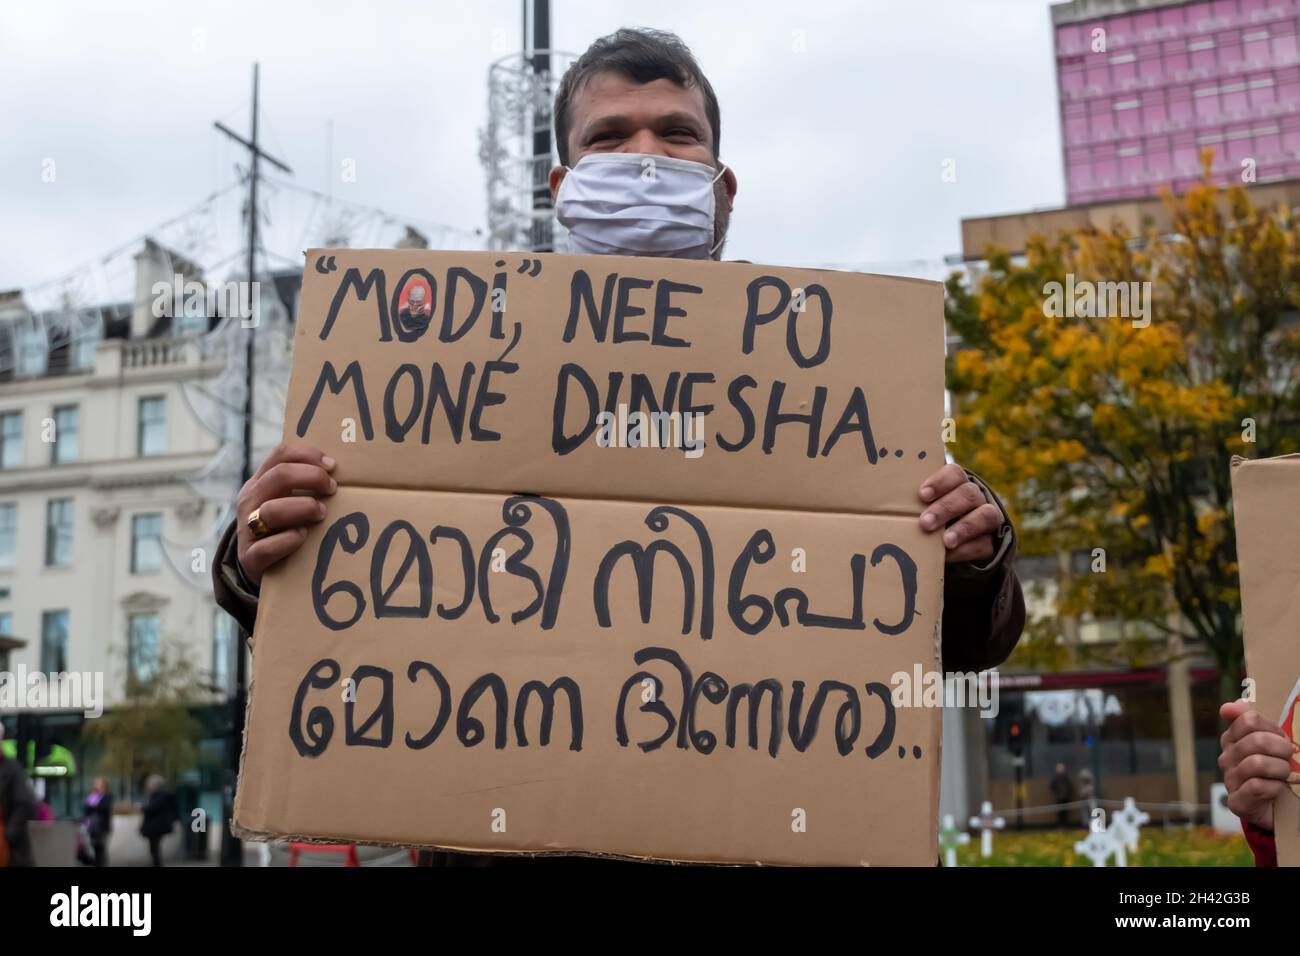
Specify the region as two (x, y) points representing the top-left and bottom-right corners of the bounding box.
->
(236, 443), (337, 587)
(918, 462), (1003, 564)
(1218, 699), (1298, 831)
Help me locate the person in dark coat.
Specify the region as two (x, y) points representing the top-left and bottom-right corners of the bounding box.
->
(139, 775), (178, 867)
(1049, 762), (1074, 826)
(0, 723), (35, 867)
(82, 777), (113, 867)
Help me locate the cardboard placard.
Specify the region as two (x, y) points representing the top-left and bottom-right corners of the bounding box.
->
(233, 250), (946, 866)
(1230, 453), (1300, 867)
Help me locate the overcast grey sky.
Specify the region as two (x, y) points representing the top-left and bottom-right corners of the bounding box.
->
(0, 0), (1064, 294)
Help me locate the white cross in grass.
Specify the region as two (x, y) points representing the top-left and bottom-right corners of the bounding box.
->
(1075, 823), (1128, 867)
(968, 800), (1006, 858)
(1110, 797), (1151, 854)
(938, 814), (970, 867)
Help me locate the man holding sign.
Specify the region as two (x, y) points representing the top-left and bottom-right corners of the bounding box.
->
(215, 27), (1024, 673)
(213, 28), (1024, 865)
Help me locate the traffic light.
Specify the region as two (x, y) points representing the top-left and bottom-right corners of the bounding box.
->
(1008, 718), (1024, 757)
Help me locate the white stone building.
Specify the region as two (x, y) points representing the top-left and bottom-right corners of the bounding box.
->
(0, 239), (295, 713)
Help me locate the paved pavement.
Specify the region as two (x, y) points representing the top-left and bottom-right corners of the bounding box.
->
(33, 816), (417, 867)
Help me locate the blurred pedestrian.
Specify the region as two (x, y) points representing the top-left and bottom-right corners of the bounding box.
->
(82, 777), (113, 866)
(139, 775), (178, 867)
(1076, 768), (1095, 828)
(32, 778), (53, 821)
(1049, 762), (1073, 826)
(0, 723), (35, 867)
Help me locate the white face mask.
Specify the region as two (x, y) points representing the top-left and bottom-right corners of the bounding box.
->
(555, 153), (728, 259)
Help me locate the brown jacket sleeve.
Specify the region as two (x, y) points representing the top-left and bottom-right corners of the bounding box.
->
(212, 519), (259, 641)
(939, 471), (1026, 673)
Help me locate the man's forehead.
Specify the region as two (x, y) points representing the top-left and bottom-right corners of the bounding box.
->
(569, 72), (710, 137)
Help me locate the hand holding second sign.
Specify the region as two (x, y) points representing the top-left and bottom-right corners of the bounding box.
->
(1218, 699), (1298, 832)
(918, 462), (1003, 564)
(236, 443), (338, 586)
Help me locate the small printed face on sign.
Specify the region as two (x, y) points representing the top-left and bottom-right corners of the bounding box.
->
(396, 279), (433, 330)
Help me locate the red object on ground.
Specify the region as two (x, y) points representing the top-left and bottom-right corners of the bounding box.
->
(287, 843), (360, 867)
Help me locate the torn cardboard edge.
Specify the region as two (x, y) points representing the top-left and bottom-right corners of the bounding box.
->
(262, 480), (942, 522)
(307, 247), (949, 289)
(227, 824), (814, 867)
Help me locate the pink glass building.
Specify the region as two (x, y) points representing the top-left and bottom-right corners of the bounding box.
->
(1054, 0), (1300, 204)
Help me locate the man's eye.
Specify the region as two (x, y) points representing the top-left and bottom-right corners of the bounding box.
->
(667, 128), (698, 138)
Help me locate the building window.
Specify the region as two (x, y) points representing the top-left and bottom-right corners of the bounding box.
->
(131, 513), (163, 574)
(173, 313), (207, 337)
(72, 315), (101, 370)
(213, 609), (236, 693)
(16, 322), (47, 378)
(0, 413), (21, 469)
(45, 498), (73, 567)
(127, 614), (160, 685)
(173, 293), (209, 337)
(51, 405), (79, 464)
(0, 503), (15, 570)
(137, 396), (166, 456)
(41, 610), (68, 673)
(0, 612), (11, 636)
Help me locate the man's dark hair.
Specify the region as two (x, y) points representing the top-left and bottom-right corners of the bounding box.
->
(553, 28), (721, 167)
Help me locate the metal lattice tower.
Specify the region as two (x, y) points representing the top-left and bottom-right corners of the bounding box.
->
(479, 47), (575, 253)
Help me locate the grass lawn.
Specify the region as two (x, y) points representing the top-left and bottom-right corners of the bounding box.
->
(951, 826), (1255, 867)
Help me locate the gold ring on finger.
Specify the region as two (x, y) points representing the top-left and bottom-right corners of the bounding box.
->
(247, 507), (272, 540)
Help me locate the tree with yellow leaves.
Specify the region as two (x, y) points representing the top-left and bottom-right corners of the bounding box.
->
(946, 172), (1300, 702)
